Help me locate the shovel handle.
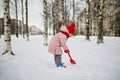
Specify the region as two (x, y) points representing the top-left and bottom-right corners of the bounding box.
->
(67, 52), (73, 60)
(67, 52), (76, 64)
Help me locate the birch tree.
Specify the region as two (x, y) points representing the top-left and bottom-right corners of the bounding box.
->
(14, 0), (18, 37)
(61, 0), (65, 25)
(115, 0), (120, 36)
(25, 0), (29, 41)
(85, 0), (90, 41)
(0, 21), (1, 38)
(2, 0), (14, 55)
(55, 0), (59, 33)
(52, 0), (55, 35)
(73, 0), (75, 22)
(43, 0), (48, 45)
(52, 0), (59, 35)
(64, 0), (70, 25)
(97, 0), (104, 43)
(21, 0), (25, 38)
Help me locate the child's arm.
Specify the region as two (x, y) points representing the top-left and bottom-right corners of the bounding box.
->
(59, 36), (68, 51)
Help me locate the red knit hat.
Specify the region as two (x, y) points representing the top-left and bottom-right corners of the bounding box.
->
(67, 23), (75, 34)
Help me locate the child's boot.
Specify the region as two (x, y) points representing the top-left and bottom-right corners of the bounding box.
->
(56, 63), (66, 68)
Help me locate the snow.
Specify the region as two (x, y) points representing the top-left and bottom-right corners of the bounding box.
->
(0, 35), (120, 80)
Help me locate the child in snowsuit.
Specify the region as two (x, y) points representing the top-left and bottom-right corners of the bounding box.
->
(48, 23), (76, 67)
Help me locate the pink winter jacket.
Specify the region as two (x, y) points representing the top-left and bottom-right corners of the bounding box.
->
(48, 26), (70, 55)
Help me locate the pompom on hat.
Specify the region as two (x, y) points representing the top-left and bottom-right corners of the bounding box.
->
(67, 23), (76, 34)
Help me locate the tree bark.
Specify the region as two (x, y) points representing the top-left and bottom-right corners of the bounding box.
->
(55, 0), (59, 33)
(2, 0), (14, 55)
(85, 0), (90, 41)
(52, 0), (55, 35)
(97, 0), (104, 44)
(61, 0), (65, 25)
(73, 0), (75, 22)
(25, 0), (29, 41)
(14, 0), (18, 37)
(0, 21), (1, 38)
(43, 0), (48, 45)
(21, 0), (25, 38)
(115, 0), (120, 36)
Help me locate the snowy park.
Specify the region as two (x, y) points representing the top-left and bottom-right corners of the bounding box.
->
(0, 0), (120, 80)
(0, 35), (120, 80)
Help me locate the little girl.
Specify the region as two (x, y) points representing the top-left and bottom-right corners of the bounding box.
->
(48, 23), (75, 67)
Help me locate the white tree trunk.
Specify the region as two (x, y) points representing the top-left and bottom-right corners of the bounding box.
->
(72, 0), (75, 22)
(21, 0), (25, 38)
(43, 0), (48, 45)
(15, 0), (18, 37)
(2, 0), (14, 55)
(61, 0), (65, 25)
(0, 20), (2, 38)
(85, 0), (90, 41)
(97, 0), (104, 44)
(25, 0), (29, 41)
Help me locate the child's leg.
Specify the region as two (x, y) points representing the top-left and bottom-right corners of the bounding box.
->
(54, 54), (61, 64)
(54, 54), (66, 67)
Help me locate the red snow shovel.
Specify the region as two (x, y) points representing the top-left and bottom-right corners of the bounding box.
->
(67, 52), (76, 64)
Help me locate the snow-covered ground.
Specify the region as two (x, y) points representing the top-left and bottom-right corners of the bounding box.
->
(0, 35), (120, 80)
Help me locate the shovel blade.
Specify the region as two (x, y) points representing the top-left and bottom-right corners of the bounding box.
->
(70, 59), (76, 64)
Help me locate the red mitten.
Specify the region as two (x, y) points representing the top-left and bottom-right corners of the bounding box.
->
(64, 49), (70, 53)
